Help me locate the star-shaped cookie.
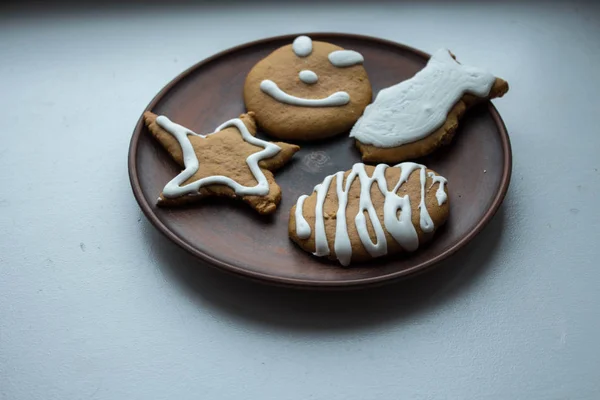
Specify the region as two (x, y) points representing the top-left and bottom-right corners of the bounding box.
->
(143, 111), (299, 214)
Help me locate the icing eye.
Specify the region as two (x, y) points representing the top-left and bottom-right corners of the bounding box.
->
(299, 70), (318, 84)
(328, 50), (364, 67)
(293, 36), (313, 57)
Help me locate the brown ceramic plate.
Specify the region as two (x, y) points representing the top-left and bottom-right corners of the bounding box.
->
(128, 33), (511, 289)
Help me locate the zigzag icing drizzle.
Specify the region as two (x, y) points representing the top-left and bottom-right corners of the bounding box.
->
(295, 162), (447, 266)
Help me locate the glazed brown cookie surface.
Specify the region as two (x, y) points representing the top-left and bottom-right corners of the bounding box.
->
(289, 163), (449, 266)
(244, 36), (372, 141)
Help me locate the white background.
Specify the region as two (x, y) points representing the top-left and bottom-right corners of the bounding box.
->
(1, 1), (599, 399)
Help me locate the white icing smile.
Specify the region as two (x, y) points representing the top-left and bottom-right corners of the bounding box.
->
(260, 80), (350, 107)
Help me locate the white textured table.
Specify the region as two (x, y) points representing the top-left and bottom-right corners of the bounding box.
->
(2, 2), (599, 399)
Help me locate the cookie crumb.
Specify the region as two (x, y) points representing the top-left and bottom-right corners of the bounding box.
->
(483, 169), (487, 173)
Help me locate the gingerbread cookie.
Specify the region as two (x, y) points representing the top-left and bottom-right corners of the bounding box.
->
(143, 111), (299, 214)
(289, 162), (449, 266)
(350, 49), (509, 163)
(244, 35), (372, 141)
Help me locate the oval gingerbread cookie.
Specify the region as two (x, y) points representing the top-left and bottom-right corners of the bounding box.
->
(244, 35), (372, 141)
(289, 163), (449, 266)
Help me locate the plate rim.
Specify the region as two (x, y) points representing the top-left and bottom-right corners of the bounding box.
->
(128, 32), (512, 290)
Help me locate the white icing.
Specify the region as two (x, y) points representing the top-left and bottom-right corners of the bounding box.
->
(428, 171), (448, 206)
(260, 80), (350, 107)
(155, 115), (281, 199)
(417, 167), (434, 233)
(299, 70), (318, 84)
(312, 175), (335, 256)
(328, 50), (364, 67)
(350, 49), (496, 148)
(295, 195), (311, 239)
(292, 36), (312, 57)
(295, 162), (448, 266)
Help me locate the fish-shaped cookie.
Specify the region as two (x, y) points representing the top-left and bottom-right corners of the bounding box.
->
(350, 49), (509, 163)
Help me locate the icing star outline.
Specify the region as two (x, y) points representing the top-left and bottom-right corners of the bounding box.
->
(143, 111), (299, 214)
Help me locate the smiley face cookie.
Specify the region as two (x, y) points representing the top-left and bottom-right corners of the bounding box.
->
(244, 36), (372, 141)
(289, 162), (449, 266)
